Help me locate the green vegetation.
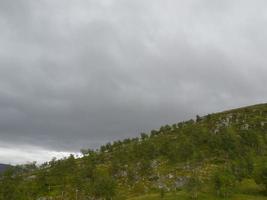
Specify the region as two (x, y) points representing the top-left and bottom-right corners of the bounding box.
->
(2, 103), (267, 199)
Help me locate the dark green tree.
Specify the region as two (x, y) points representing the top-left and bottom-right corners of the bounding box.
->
(213, 169), (236, 198)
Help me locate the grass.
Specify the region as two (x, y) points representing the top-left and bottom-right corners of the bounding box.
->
(127, 179), (267, 200)
(128, 193), (267, 200)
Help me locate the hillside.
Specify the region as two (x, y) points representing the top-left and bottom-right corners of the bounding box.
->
(2, 103), (267, 200)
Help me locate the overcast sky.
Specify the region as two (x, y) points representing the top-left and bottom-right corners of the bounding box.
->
(1, 0), (267, 164)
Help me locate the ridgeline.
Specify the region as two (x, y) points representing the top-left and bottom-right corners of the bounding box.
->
(2, 104), (267, 200)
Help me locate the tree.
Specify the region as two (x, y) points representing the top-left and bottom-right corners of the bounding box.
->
(254, 161), (267, 193)
(80, 148), (95, 156)
(0, 168), (21, 200)
(196, 115), (202, 122)
(140, 132), (149, 140)
(92, 175), (116, 200)
(160, 188), (165, 199)
(231, 156), (254, 181)
(213, 169), (236, 198)
(84, 166), (117, 200)
(150, 130), (159, 137)
(178, 136), (194, 161)
(186, 171), (202, 199)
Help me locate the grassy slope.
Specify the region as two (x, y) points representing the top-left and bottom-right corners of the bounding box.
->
(127, 103), (267, 199)
(2, 103), (267, 199)
(128, 193), (267, 200)
(41, 103), (267, 199)
(128, 177), (267, 199)
(72, 103), (267, 199)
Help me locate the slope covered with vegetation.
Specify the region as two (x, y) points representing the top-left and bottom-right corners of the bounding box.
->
(2, 103), (267, 200)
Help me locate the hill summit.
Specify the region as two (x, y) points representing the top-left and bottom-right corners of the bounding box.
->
(1, 103), (267, 200)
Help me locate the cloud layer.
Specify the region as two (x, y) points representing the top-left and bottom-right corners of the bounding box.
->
(1, 0), (267, 163)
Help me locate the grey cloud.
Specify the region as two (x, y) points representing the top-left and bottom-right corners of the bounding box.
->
(0, 0), (267, 162)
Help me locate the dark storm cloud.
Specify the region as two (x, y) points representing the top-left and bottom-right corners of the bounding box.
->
(1, 0), (267, 162)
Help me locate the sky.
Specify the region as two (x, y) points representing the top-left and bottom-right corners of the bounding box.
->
(1, 0), (267, 164)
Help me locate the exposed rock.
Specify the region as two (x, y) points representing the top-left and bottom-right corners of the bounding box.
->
(213, 128), (219, 134)
(261, 121), (267, 127)
(241, 124), (249, 130)
(174, 177), (188, 188)
(167, 173), (174, 179)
